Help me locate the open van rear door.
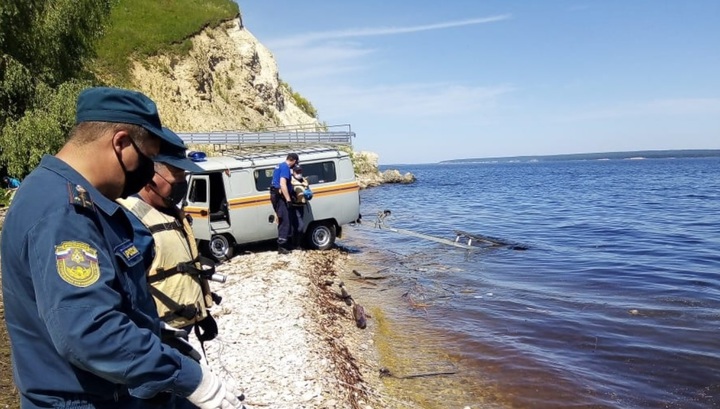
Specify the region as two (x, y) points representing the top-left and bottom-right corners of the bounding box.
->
(184, 175), (211, 241)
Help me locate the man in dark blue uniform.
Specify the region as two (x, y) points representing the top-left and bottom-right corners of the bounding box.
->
(0, 87), (242, 409)
(270, 153), (299, 254)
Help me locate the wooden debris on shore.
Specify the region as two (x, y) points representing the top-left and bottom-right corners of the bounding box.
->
(352, 303), (367, 329)
(349, 268), (389, 283)
(379, 364), (458, 379)
(338, 281), (353, 306)
(305, 251), (368, 409)
(338, 281), (369, 329)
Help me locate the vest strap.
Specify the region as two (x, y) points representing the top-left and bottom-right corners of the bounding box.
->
(149, 265), (184, 284)
(150, 286), (198, 320)
(148, 219), (184, 234)
(148, 256), (216, 284)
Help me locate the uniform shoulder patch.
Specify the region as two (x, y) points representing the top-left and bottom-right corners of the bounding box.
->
(67, 183), (94, 209)
(55, 241), (100, 287)
(116, 240), (142, 267)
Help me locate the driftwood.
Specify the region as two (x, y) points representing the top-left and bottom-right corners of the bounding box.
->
(352, 303), (367, 329)
(352, 268), (389, 278)
(351, 276), (388, 281)
(350, 269), (388, 285)
(338, 282), (352, 306)
(379, 366), (458, 379)
(337, 282), (368, 329)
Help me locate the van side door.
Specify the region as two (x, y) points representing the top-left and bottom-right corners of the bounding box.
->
(184, 175), (211, 241)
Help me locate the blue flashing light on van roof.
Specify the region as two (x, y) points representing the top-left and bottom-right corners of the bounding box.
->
(188, 151), (207, 162)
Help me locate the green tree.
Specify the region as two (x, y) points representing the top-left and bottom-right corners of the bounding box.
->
(0, 0), (110, 87)
(0, 0), (111, 177)
(0, 80), (89, 176)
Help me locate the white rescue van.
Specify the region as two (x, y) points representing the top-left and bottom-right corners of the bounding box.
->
(183, 147), (361, 260)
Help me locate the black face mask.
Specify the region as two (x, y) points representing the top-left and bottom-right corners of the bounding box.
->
(117, 139), (155, 198)
(153, 171), (189, 208)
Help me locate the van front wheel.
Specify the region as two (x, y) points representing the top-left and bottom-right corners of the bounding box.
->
(206, 234), (235, 261)
(306, 222), (336, 250)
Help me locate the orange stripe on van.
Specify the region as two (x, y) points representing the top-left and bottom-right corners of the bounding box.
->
(224, 182), (359, 210)
(228, 194), (271, 209)
(311, 182), (360, 197)
(184, 207), (208, 219)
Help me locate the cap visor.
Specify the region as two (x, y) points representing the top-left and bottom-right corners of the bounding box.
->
(140, 123), (166, 141)
(156, 155), (204, 172)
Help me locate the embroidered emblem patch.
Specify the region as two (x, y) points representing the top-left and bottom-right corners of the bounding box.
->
(116, 240), (142, 267)
(55, 241), (100, 287)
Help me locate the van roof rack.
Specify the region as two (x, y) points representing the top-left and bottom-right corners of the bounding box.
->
(176, 124), (354, 146)
(228, 147), (343, 165)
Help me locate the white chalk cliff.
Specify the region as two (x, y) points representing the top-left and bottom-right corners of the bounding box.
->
(127, 16), (414, 187)
(130, 17), (319, 132)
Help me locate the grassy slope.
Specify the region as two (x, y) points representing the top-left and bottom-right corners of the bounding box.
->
(92, 0), (239, 84)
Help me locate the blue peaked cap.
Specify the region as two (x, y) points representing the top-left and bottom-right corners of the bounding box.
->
(154, 127), (204, 172)
(75, 87), (172, 145)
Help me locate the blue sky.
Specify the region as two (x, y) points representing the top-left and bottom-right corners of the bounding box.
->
(237, 1), (720, 164)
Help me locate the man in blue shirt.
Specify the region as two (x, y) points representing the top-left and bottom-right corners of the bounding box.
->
(270, 152), (299, 254)
(0, 87), (241, 409)
(3, 176), (20, 189)
(3, 176), (21, 203)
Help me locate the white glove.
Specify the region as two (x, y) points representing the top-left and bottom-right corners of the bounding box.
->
(187, 364), (242, 409)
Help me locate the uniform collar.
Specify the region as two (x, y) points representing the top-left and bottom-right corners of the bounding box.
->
(40, 155), (122, 216)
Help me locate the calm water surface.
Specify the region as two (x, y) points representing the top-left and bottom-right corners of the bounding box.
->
(342, 158), (720, 409)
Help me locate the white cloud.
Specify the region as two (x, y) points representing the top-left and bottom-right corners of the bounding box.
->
(269, 15), (511, 80)
(304, 82), (516, 119)
(267, 15), (512, 49)
(260, 15), (515, 132)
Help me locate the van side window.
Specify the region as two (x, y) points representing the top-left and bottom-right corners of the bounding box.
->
(189, 178), (207, 202)
(302, 161), (336, 185)
(254, 168), (274, 191)
(253, 161), (338, 189)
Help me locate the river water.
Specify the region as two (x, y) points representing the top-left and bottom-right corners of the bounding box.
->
(340, 157), (720, 409)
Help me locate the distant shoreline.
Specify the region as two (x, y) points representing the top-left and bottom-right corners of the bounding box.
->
(440, 149), (720, 164)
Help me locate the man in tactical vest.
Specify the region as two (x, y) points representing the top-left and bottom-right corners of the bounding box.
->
(118, 127), (220, 360)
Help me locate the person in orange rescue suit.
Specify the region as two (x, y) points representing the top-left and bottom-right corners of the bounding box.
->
(118, 127), (223, 364)
(289, 165), (312, 248)
(0, 86), (242, 409)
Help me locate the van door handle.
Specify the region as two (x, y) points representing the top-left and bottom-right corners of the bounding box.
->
(200, 210), (208, 216)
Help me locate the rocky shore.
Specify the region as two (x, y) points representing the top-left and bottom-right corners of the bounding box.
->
(0, 238), (402, 408)
(191, 247), (391, 409)
(351, 151), (416, 189)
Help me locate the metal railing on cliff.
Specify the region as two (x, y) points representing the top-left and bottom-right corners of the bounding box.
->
(176, 123), (355, 146)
